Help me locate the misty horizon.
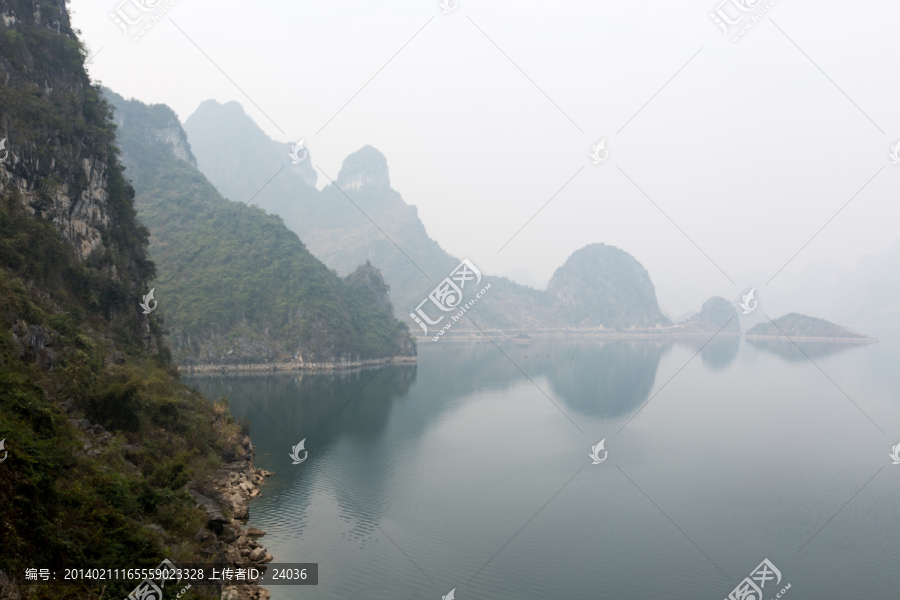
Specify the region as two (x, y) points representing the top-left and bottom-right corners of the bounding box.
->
(76, 0), (900, 323)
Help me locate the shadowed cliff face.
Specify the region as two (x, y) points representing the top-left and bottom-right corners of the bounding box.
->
(0, 3), (149, 269)
(1, 152), (111, 260)
(0, 0), (157, 341)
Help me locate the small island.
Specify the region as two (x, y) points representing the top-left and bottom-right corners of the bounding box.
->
(745, 313), (876, 343)
(512, 333), (533, 345)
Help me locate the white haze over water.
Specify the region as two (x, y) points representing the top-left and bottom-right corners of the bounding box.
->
(73, 0), (900, 319)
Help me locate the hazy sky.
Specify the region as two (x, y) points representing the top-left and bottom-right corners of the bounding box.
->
(74, 0), (900, 316)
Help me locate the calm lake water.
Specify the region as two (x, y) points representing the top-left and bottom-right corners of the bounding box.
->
(187, 332), (900, 600)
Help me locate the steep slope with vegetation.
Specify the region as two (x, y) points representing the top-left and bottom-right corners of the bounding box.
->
(0, 3), (278, 598)
(105, 91), (415, 368)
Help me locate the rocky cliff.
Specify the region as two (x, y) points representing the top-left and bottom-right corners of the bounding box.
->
(0, 0), (159, 353)
(0, 12), (110, 262)
(546, 243), (670, 328)
(0, 4), (274, 598)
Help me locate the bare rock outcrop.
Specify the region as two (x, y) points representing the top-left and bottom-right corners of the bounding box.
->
(188, 441), (275, 600)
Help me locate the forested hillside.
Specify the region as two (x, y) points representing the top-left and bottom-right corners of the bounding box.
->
(0, 2), (408, 598)
(105, 91), (415, 367)
(0, 2), (253, 597)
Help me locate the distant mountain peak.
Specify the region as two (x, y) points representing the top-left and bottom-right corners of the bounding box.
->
(546, 243), (670, 328)
(184, 98), (318, 191)
(103, 87), (197, 172)
(336, 145), (390, 191)
(195, 98), (246, 117)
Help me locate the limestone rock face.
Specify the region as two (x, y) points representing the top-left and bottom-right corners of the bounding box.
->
(336, 145), (391, 191)
(0, 0), (156, 349)
(547, 243), (671, 329)
(0, 2), (125, 263)
(0, 140), (111, 260)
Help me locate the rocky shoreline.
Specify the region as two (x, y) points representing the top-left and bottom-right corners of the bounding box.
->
(188, 438), (275, 600)
(0, 418), (278, 600)
(179, 355), (417, 374)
